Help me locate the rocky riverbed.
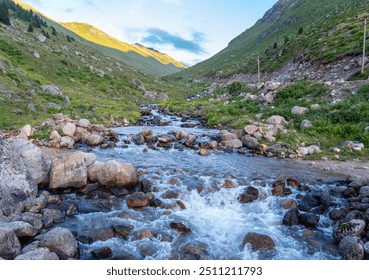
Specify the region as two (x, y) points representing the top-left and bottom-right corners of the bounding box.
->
(1, 107), (369, 260)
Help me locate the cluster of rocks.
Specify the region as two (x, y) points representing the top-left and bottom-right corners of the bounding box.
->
(17, 114), (119, 149)
(330, 141), (365, 153)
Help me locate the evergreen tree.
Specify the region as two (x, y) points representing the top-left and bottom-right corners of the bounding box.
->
(273, 42), (278, 49)
(0, 0), (11, 25)
(298, 27), (304, 35)
(27, 23), (33, 33)
(284, 36), (289, 44)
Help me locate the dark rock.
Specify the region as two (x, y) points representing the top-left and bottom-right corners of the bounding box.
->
(342, 187), (357, 198)
(0, 228), (21, 259)
(238, 187), (259, 203)
(299, 213), (320, 228)
(286, 178), (301, 188)
(179, 241), (209, 260)
(113, 223), (134, 239)
(329, 209), (345, 220)
(151, 198), (163, 208)
(344, 210), (366, 222)
(126, 192), (149, 208)
(320, 193), (332, 208)
(281, 198), (297, 209)
(163, 190), (179, 199)
(78, 227), (115, 244)
(91, 247), (112, 259)
(170, 222), (191, 234)
(21, 212), (43, 230)
(78, 183), (99, 195)
(272, 180), (286, 188)
(42, 209), (65, 228)
(66, 204), (78, 216)
(366, 208), (369, 222)
(139, 179), (153, 193)
(338, 236), (364, 260)
(132, 134), (145, 145)
(40, 227), (78, 260)
(272, 185), (284, 196)
(157, 143), (173, 149)
(243, 232), (276, 252)
(110, 188), (129, 197)
(283, 188), (292, 196)
(282, 209), (300, 226)
(349, 203), (369, 211)
(298, 194), (320, 211)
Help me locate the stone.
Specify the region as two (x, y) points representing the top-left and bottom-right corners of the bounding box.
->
(311, 104), (321, 110)
(281, 198), (297, 209)
(175, 130), (189, 140)
(87, 134), (104, 146)
(28, 103), (36, 112)
(113, 223), (134, 239)
(170, 222), (191, 234)
(286, 178), (301, 188)
(132, 134), (145, 145)
(21, 212), (43, 230)
(267, 116), (287, 126)
(162, 190), (179, 199)
(291, 106), (309, 115)
(87, 162), (103, 182)
(298, 147), (309, 156)
(333, 219), (366, 241)
(243, 232), (275, 252)
(244, 125), (258, 135)
(24, 197), (47, 213)
(126, 192), (149, 208)
(299, 213), (320, 228)
(349, 176), (369, 188)
(272, 185), (284, 196)
(20, 124), (33, 138)
(364, 242), (369, 254)
(50, 130), (61, 141)
(0, 138), (38, 214)
(359, 186), (369, 197)
(15, 248), (59, 260)
(49, 152), (87, 189)
(183, 134), (196, 147)
(139, 128), (153, 138)
(40, 227), (78, 260)
(198, 149), (210, 156)
(9, 139), (50, 185)
(300, 120), (313, 129)
(42, 85), (61, 95)
(282, 209), (300, 226)
(338, 236), (364, 260)
(74, 127), (91, 144)
(60, 136), (75, 149)
(222, 139), (243, 149)
(241, 135), (260, 150)
(179, 241), (209, 260)
(62, 123), (76, 137)
(83, 153), (96, 167)
(0, 228), (21, 259)
(91, 247), (112, 259)
(238, 187), (259, 203)
(42, 209), (65, 228)
(366, 208), (369, 222)
(298, 194), (320, 211)
(2, 221), (38, 237)
(78, 119), (90, 128)
(97, 160), (139, 189)
(220, 130), (238, 141)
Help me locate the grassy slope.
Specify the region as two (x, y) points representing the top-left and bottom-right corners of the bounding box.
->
(172, 0), (369, 80)
(0, 17), (189, 130)
(13, 0), (186, 77)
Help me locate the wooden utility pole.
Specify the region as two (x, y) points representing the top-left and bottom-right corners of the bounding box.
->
(362, 17), (367, 74)
(257, 55), (261, 84)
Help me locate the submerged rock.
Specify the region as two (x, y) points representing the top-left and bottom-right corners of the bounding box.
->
(243, 232), (276, 252)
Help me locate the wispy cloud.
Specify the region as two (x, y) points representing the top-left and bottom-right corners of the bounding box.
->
(143, 28), (206, 54)
(160, 0), (182, 4)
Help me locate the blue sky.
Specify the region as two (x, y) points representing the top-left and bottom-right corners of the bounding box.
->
(24, 0), (278, 65)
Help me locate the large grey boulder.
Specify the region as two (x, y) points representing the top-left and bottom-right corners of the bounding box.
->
(9, 139), (50, 185)
(0, 227), (21, 259)
(40, 227), (78, 260)
(1, 221), (38, 237)
(15, 248), (59, 260)
(97, 160), (139, 189)
(338, 236), (364, 260)
(49, 152), (87, 189)
(0, 138), (37, 214)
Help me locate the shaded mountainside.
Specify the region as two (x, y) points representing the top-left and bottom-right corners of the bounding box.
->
(0, 0), (189, 130)
(173, 0), (369, 80)
(13, 0), (186, 76)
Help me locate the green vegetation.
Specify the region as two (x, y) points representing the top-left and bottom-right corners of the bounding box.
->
(170, 0), (369, 80)
(0, 0), (10, 25)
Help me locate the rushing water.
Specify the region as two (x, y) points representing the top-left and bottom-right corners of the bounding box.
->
(62, 107), (345, 260)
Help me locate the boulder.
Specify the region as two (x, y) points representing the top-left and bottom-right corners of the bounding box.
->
(0, 138), (37, 214)
(60, 136), (75, 149)
(175, 130), (189, 141)
(267, 116), (287, 126)
(50, 130), (61, 141)
(9, 139), (50, 185)
(241, 135), (260, 150)
(78, 119), (90, 128)
(83, 153), (96, 167)
(97, 161), (139, 189)
(179, 241), (209, 260)
(291, 106), (309, 115)
(75, 127), (91, 144)
(281, 198), (297, 209)
(299, 213), (320, 228)
(170, 222), (191, 234)
(243, 232), (275, 252)
(222, 139), (243, 149)
(126, 192), (149, 208)
(15, 248), (59, 260)
(91, 247), (112, 259)
(300, 120), (313, 129)
(198, 149), (210, 156)
(87, 134), (104, 146)
(282, 209), (300, 226)
(21, 212), (43, 230)
(238, 187), (259, 203)
(139, 128), (153, 138)
(49, 152), (87, 189)
(359, 186), (369, 196)
(333, 219), (366, 241)
(62, 123), (76, 137)
(87, 162), (103, 182)
(20, 124), (33, 138)
(0, 228), (21, 259)
(113, 223), (134, 239)
(2, 221), (38, 237)
(24, 197), (47, 213)
(338, 236), (364, 260)
(40, 227), (78, 260)
(244, 125), (258, 135)
(42, 209), (65, 228)
(220, 130), (238, 141)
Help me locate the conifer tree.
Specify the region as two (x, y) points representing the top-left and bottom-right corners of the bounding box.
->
(27, 23), (33, 33)
(0, 0), (11, 25)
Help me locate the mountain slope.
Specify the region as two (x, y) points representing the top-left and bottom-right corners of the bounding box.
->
(0, 2), (188, 130)
(13, 0), (186, 76)
(173, 0), (369, 79)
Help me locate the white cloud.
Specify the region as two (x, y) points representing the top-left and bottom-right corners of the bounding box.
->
(160, 0), (182, 4)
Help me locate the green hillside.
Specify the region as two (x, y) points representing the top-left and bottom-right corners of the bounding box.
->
(172, 0), (369, 79)
(0, 0), (188, 130)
